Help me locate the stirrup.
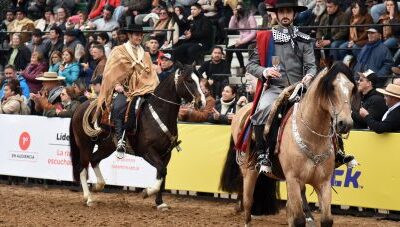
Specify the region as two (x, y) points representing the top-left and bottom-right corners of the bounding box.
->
(115, 139), (126, 159)
(256, 154), (272, 174)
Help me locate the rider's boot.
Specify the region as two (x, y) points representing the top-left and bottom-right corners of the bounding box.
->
(114, 118), (126, 159)
(335, 137), (358, 168)
(254, 124), (272, 174)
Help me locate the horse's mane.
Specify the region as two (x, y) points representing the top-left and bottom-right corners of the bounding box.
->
(314, 61), (356, 103)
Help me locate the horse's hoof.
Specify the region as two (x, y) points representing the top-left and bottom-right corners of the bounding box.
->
(86, 197), (95, 207)
(142, 189), (149, 199)
(305, 217), (316, 227)
(92, 182), (105, 192)
(157, 203), (170, 211)
(244, 223), (251, 227)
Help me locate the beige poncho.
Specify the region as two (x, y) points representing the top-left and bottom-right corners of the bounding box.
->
(95, 42), (159, 118)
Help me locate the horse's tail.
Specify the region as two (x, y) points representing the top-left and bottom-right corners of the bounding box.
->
(252, 174), (280, 215)
(69, 116), (81, 182)
(219, 136), (243, 193)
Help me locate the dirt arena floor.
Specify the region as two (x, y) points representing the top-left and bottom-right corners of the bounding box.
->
(0, 184), (398, 227)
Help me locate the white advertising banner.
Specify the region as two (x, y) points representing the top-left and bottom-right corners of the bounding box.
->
(0, 115), (157, 188)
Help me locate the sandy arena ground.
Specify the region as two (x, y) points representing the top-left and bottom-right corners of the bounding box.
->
(0, 184), (398, 226)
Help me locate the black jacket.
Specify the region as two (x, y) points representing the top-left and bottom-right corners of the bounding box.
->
(188, 13), (213, 49)
(352, 89), (387, 129)
(208, 98), (237, 125)
(364, 103), (400, 133)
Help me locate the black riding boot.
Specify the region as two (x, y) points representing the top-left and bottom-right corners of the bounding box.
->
(254, 124), (272, 174)
(335, 137), (357, 168)
(114, 118), (126, 155)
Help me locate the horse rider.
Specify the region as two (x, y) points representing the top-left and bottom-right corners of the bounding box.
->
(94, 24), (159, 157)
(246, 0), (353, 174)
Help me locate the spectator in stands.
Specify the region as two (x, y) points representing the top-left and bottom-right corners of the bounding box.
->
(299, 0), (326, 38)
(88, 4), (120, 37)
(28, 0), (47, 21)
(0, 9), (15, 47)
(208, 84), (237, 124)
(258, 0), (278, 28)
(353, 25), (394, 88)
(47, 0), (76, 15)
(90, 44), (107, 83)
(377, 0), (400, 50)
(21, 51), (48, 94)
(89, 0), (120, 20)
(54, 7), (68, 31)
(359, 83), (400, 132)
(47, 26), (64, 59)
(338, 1), (373, 60)
(0, 79), (25, 114)
(7, 7), (35, 44)
(146, 37), (163, 65)
(315, 0), (349, 61)
(45, 86), (80, 117)
(7, 33), (31, 71)
(172, 5), (189, 38)
(87, 75), (102, 99)
(226, 3), (257, 72)
(173, 3), (213, 65)
(10, 0), (29, 12)
(48, 51), (62, 73)
(63, 29), (85, 62)
(30, 71), (64, 116)
(97, 32), (112, 57)
(197, 46), (230, 99)
(179, 78), (216, 122)
(370, 0), (400, 23)
(58, 48), (80, 86)
(71, 78), (88, 103)
(27, 29), (51, 59)
(352, 69), (388, 129)
(34, 7), (55, 32)
(111, 27), (120, 47)
(0, 64), (30, 101)
(150, 7), (173, 45)
(156, 53), (176, 82)
(198, 0), (227, 44)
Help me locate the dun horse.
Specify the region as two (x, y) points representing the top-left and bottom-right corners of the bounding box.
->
(70, 64), (205, 208)
(221, 62), (356, 226)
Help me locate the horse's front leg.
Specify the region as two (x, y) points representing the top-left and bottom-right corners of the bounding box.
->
(92, 165), (105, 192)
(242, 167), (258, 227)
(80, 168), (94, 206)
(315, 180), (333, 227)
(286, 177), (305, 227)
(154, 173), (170, 211)
(142, 167), (165, 199)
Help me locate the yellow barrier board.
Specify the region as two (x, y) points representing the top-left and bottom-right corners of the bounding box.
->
(166, 123), (231, 193)
(166, 124), (400, 211)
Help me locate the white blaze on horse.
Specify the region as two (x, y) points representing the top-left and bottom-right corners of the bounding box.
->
(225, 62), (356, 227)
(69, 64), (205, 208)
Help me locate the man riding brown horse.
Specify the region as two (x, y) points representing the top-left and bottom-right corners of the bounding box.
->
(245, 0), (354, 174)
(94, 24), (159, 158)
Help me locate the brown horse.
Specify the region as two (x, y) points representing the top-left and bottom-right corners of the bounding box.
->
(223, 62), (356, 226)
(69, 64), (205, 208)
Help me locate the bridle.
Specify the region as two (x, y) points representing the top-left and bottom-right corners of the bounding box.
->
(150, 69), (197, 106)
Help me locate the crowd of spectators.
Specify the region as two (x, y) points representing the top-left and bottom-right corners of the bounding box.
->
(0, 0), (399, 131)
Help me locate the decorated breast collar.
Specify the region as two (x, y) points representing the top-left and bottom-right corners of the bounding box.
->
(272, 26), (310, 49)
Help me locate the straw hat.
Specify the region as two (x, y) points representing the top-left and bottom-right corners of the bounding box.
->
(377, 83), (400, 99)
(36, 72), (65, 81)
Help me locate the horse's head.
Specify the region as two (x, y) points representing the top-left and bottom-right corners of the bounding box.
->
(175, 64), (206, 109)
(316, 62), (356, 134)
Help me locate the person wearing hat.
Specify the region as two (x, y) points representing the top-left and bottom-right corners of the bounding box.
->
(352, 69), (388, 129)
(29, 71), (65, 116)
(157, 53), (176, 82)
(360, 83), (400, 133)
(246, 0), (317, 173)
(95, 23), (159, 157)
(353, 25), (394, 88)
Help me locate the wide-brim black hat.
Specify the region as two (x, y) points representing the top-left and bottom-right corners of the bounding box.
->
(121, 24), (152, 34)
(266, 0), (307, 12)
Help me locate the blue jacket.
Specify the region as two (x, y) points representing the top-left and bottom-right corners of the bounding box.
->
(58, 62), (80, 86)
(353, 41), (393, 87)
(0, 75), (30, 100)
(49, 62), (61, 73)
